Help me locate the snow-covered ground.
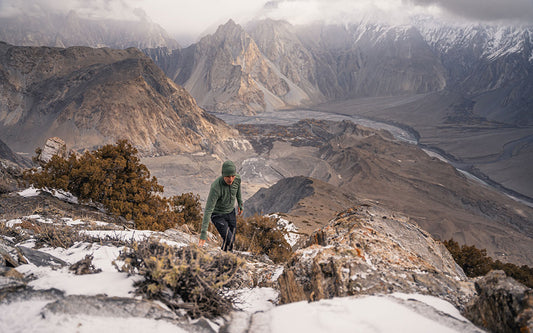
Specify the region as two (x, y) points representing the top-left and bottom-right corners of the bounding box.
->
(1, 188), (483, 332)
(1, 221), (484, 332)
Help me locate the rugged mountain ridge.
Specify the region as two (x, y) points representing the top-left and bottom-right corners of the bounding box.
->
(0, 42), (239, 156)
(0, 10), (179, 50)
(145, 20), (318, 115)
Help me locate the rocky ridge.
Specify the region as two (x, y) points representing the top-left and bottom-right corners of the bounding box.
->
(5, 190), (532, 331)
(146, 19), (533, 125)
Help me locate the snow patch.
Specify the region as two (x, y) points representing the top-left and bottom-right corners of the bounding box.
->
(18, 187), (41, 197)
(270, 214), (300, 247)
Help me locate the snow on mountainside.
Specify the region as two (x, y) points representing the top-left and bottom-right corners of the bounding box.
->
(416, 18), (533, 61)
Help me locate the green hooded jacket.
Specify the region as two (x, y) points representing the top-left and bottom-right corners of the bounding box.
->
(200, 161), (243, 240)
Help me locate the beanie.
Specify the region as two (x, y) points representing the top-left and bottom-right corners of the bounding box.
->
(221, 160), (236, 177)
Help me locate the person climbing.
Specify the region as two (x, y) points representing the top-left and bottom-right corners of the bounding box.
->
(198, 160), (243, 251)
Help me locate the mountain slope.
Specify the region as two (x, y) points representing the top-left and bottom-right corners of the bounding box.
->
(0, 42), (237, 155)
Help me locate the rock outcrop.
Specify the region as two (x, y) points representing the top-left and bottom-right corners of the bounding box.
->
(38, 137), (67, 163)
(277, 204), (475, 309)
(465, 270), (533, 333)
(0, 139), (27, 194)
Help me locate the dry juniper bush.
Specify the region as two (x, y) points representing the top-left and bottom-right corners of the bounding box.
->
(114, 242), (244, 319)
(23, 140), (203, 232)
(444, 239), (533, 288)
(234, 214), (293, 264)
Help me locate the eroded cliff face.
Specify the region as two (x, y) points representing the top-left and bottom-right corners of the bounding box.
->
(0, 42), (239, 156)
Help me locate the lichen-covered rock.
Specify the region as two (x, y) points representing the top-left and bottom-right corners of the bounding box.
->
(279, 204), (475, 308)
(465, 270), (533, 333)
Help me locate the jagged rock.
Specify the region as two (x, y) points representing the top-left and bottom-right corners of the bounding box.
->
(277, 269), (306, 304)
(0, 276), (26, 294)
(42, 294), (182, 319)
(279, 205), (475, 308)
(69, 254), (102, 275)
(17, 246), (68, 268)
(38, 137), (67, 163)
(0, 238), (27, 268)
(465, 270), (533, 333)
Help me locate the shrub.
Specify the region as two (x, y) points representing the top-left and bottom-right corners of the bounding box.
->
(115, 242), (244, 319)
(23, 140), (201, 231)
(444, 239), (533, 288)
(235, 214), (293, 263)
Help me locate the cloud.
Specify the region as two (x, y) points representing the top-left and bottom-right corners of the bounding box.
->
(404, 0), (533, 22)
(1, 0), (531, 45)
(0, 0), (140, 20)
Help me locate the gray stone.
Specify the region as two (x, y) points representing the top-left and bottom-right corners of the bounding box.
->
(17, 246), (68, 267)
(39, 137), (67, 163)
(465, 270), (533, 333)
(279, 204), (475, 308)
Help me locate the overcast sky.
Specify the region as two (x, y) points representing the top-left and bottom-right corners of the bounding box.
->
(1, 0), (532, 44)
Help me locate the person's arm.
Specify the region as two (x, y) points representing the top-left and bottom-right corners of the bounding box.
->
(199, 185), (219, 242)
(236, 178), (243, 215)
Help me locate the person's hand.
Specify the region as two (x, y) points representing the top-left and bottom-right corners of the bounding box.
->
(238, 207), (243, 216)
(198, 239), (206, 247)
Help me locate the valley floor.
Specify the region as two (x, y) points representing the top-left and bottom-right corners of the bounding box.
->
(311, 93), (533, 203)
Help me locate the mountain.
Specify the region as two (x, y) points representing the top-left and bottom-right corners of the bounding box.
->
(240, 120), (533, 266)
(245, 176), (358, 235)
(144, 20), (320, 115)
(0, 42), (238, 156)
(416, 20), (533, 126)
(146, 18), (533, 126)
(0, 10), (179, 50)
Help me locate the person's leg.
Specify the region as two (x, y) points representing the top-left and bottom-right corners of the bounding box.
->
(211, 213), (233, 251)
(226, 209), (237, 251)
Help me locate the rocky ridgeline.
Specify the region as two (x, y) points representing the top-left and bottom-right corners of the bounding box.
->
(1, 192), (532, 331)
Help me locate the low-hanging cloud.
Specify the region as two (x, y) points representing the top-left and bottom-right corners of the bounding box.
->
(1, 0), (531, 45)
(404, 0), (533, 22)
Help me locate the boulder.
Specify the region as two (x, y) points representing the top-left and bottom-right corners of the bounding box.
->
(465, 270), (533, 333)
(39, 137), (67, 163)
(278, 205), (475, 308)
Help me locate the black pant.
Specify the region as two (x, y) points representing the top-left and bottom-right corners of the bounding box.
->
(211, 209), (237, 251)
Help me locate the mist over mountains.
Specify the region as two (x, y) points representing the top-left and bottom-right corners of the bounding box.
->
(0, 7), (179, 50)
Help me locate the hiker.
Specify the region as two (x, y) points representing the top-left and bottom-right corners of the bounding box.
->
(198, 160), (243, 251)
